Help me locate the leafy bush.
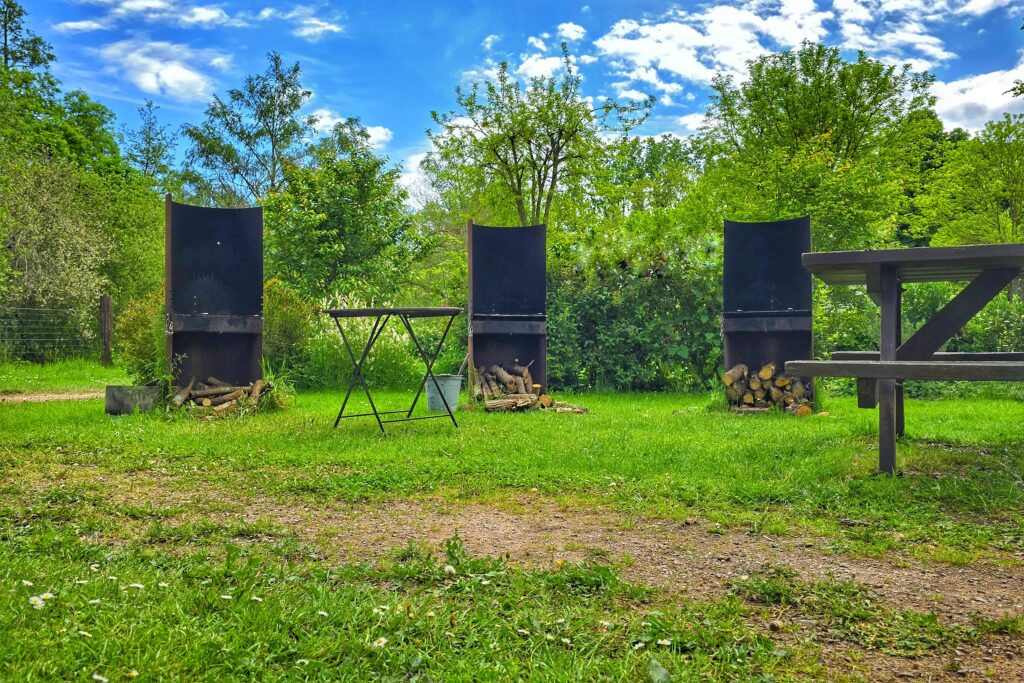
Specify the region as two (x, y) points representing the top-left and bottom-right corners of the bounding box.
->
(114, 289), (165, 384)
(548, 236), (723, 391)
(263, 278), (314, 368)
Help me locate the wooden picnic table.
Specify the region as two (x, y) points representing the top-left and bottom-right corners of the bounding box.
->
(785, 243), (1024, 474)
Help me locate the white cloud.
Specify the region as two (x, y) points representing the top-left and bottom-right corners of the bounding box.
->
(365, 125), (394, 149)
(578, 54), (598, 65)
(617, 88), (650, 101)
(527, 36), (548, 52)
(557, 22), (587, 41)
(53, 19), (109, 32)
(933, 60), (1024, 131)
(482, 34), (501, 50)
(179, 6), (230, 26)
(516, 53), (566, 78)
(677, 113), (705, 132)
(310, 107), (344, 132)
(97, 38), (231, 102)
(292, 17), (343, 40)
(956, 0), (1013, 15)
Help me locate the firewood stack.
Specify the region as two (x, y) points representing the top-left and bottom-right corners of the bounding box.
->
(722, 363), (813, 416)
(471, 360), (586, 414)
(171, 376), (271, 416)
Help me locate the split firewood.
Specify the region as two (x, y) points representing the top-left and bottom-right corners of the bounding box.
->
(172, 377), (195, 407)
(211, 389), (245, 406)
(485, 375), (501, 397)
(200, 398), (212, 407)
(754, 399), (769, 408)
(769, 387), (783, 403)
(786, 403), (812, 417)
(206, 376), (229, 387)
(251, 379), (265, 403)
(514, 376), (527, 394)
(749, 377), (762, 391)
(774, 375), (792, 388)
(191, 385), (248, 398)
(757, 363), (776, 381)
(489, 365), (517, 390)
(485, 394), (539, 412)
(538, 394), (554, 408)
(522, 368), (533, 390)
(213, 399), (237, 413)
(742, 392), (754, 405)
(792, 380), (807, 398)
(509, 361), (533, 377)
(725, 386), (741, 402)
(723, 364), (748, 386)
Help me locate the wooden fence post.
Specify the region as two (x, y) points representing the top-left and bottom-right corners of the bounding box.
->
(99, 295), (113, 366)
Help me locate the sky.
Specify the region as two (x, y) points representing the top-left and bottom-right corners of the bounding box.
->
(25, 0), (1024, 193)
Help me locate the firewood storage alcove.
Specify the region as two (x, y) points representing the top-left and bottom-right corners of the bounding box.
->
(165, 195), (263, 387)
(467, 221), (547, 398)
(722, 216), (813, 412)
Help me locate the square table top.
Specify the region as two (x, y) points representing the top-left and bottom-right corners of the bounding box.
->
(802, 243), (1024, 286)
(323, 307), (462, 319)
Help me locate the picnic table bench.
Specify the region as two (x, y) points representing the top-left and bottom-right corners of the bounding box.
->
(784, 243), (1024, 474)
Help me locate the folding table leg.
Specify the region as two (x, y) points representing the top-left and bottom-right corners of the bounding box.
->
(334, 315), (390, 432)
(400, 313), (458, 427)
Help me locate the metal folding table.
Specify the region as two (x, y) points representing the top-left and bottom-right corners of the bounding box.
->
(324, 307), (462, 433)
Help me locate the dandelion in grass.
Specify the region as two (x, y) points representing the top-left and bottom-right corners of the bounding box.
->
(125, 671), (139, 679)
(29, 596), (45, 609)
(91, 674), (108, 683)
(657, 638), (672, 647)
(158, 582), (168, 588)
(371, 637), (387, 649)
(516, 628), (530, 637)
(556, 559), (566, 567)
(78, 630), (92, 638)
(632, 641), (646, 651)
(21, 580), (33, 586)
(545, 633), (555, 641)
(425, 610), (435, 618)
(372, 606), (388, 615)
(561, 638), (572, 647)
(443, 564), (456, 576)
(41, 592), (54, 600)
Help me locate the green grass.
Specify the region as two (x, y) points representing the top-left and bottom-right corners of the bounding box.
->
(1, 363), (1023, 679)
(0, 359), (128, 393)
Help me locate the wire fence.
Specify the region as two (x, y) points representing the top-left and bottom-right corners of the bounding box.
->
(0, 306), (100, 363)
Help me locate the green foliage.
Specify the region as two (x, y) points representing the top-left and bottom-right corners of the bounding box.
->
(916, 113), (1024, 246)
(262, 278), (314, 367)
(114, 289), (165, 384)
(549, 236), (722, 391)
(426, 44), (650, 227)
(183, 51), (314, 206)
(698, 41), (934, 251)
(263, 123), (416, 303)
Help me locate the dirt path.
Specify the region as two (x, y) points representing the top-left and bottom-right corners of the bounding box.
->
(0, 391), (103, 403)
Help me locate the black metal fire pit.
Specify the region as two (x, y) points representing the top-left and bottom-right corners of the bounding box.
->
(467, 221), (547, 392)
(165, 195), (263, 387)
(722, 216), (813, 393)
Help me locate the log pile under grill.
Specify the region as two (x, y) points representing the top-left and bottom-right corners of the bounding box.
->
(471, 360), (586, 414)
(171, 376), (272, 416)
(722, 363), (813, 416)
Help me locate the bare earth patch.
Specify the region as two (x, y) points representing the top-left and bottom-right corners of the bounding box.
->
(0, 391), (103, 403)
(15, 465), (1024, 682)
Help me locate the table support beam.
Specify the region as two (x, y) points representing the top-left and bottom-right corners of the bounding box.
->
(876, 265), (900, 475)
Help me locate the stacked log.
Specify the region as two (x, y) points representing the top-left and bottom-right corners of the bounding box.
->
(722, 363), (813, 416)
(471, 360), (586, 414)
(171, 376), (272, 416)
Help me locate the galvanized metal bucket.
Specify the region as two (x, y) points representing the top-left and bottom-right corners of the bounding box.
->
(425, 374), (462, 412)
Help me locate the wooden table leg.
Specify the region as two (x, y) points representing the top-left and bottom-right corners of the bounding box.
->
(877, 266), (900, 474)
(895, 282), (905, 438)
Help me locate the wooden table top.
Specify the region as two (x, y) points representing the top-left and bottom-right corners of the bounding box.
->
(802, 243), (1024, 285)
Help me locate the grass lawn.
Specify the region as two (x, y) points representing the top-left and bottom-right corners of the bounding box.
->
(0, 358), (128, 394)
(1, 362), (1023, 680)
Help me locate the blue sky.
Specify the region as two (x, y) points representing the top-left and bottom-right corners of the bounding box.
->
(26, 0), (1024, 192)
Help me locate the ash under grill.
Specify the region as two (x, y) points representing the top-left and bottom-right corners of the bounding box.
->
(165, 196), (263, 387)
(467, 221), (547, 393)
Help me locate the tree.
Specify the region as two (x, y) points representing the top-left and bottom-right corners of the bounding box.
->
(1012, 23), (1024, 98)
(425, 45), (650, 227)
(183, 52), (315, 206)
(123, 100), (177, 181)
(697, 41), (935, 250)
(917, 113), (1024, 247)
(0, 0), (54, 75)
(262, 121), (416, 303)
